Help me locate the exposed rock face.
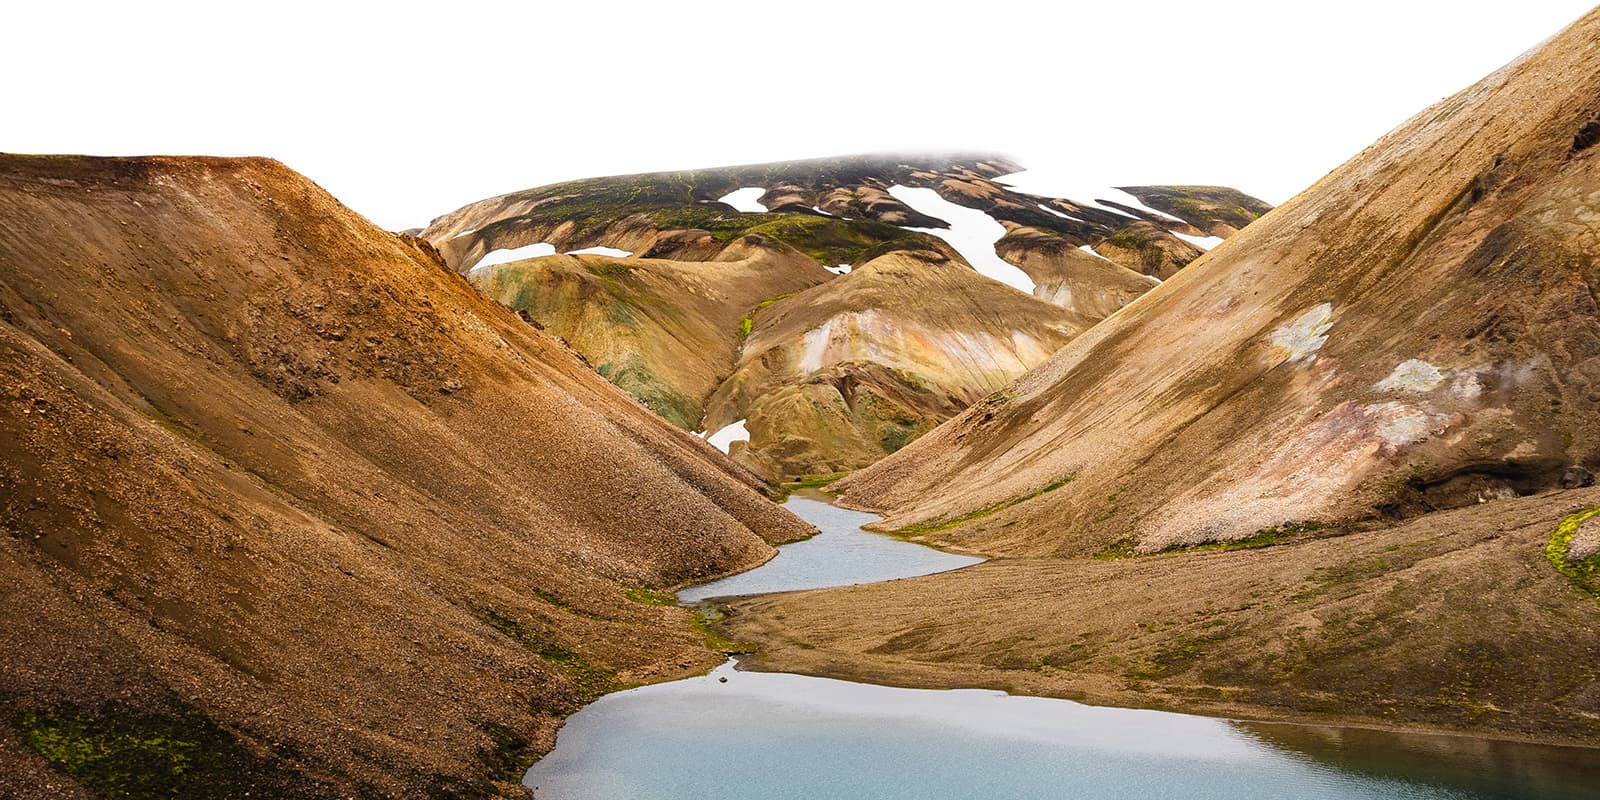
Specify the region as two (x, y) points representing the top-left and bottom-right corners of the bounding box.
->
(0, 155), (812, 797)
(422, 155), (1267, 480)
(835, 10), (1600, 556)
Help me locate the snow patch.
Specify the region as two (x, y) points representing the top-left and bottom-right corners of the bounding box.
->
(812, 206), (833, 216)
(886, 185), (1036, 294)
(718, 187), (768, 213)
(704, 420), (749, 454)
(827, 264), (851, 275)
(1268, 303), (1334, 363)
(474, 242), (557, 270)
(1078, 244), (1113, 262)
(451, 228), (478, 239)
(994, 169), (1183, 223)
(566, 245), (633, 258)
(1170, 231), (1224, 251)
(1037, 203), (1085, 222)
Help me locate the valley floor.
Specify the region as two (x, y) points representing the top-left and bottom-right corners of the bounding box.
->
(719, 488), (1600, 747)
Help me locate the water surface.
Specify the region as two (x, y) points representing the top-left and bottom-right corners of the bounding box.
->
(526, 496), (1600, 798)
(676, 496), (982, 602)
(526, 661), (1600, 799)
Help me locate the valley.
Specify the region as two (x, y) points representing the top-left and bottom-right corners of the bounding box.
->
(6, 4), (1600, 799)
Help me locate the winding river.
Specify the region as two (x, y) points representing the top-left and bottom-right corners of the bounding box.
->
(525, 496), (1600, 799)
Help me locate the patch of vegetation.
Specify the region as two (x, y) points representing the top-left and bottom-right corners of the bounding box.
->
(597, 354), (700, 430)
(1094, 522), (1321, 560)
(1093, 537), (1139, 560)
(1546, 505), (1600, 598)
(782, 471), (850, 491)
(1166, 522), (1322, 554)
(737, 292), (799, 340)
(473, 721), (538, 795)
(624, 587), (677, 606)
(690, 608), (756, 655)
(583, 260), (635, 277)
(477, 610), (618, 705)
(14, 702), (298, 799)
(887, 476), (1074, 536)
(878, 421), (919, 454)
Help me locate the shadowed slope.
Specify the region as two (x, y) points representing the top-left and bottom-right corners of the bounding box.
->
(0, 155), (811, 798)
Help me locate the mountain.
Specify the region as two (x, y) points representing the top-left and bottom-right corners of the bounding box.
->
(720, 8), (1600, 743)
(0, 155), (812, 798)
(833, 19), (1600, 555)
(421, 155), (1269, 481)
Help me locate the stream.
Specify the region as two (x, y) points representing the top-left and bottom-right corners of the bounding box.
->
(524, 496), (1600, 799)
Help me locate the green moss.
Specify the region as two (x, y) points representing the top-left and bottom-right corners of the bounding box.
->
(475, 721), (538, 792)
(1095, 522), (1321, 560)
(1166, 522), (1321, 554)
(782, 471), (850, 491)
(583, 260), (635, 277)
(598, 354), (700, 430)
(887, 476), (1074, 536)
(624, 587), (678, 606)
(14, 703), (295, 799)
(690, 607), (757, 655)
(1546, 505), (1600, 598)
(477, 610), (618, 705)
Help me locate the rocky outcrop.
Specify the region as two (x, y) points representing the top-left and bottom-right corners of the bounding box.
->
(0, 155), (812, 798)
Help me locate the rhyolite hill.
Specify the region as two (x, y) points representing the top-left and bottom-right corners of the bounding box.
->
(0, 154), (814, 799)
(420, 155), (1270, 481)
(723, 7), (1600, 747)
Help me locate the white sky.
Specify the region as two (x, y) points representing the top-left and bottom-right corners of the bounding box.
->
(6, 1), (1594, 230)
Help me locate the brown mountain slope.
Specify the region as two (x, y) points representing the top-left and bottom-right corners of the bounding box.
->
(702, 247), (1086, 480)
(718, 9), (1600, 745)
(472, 235), (831, 429)
(835, 9), (1600, 557)
(724, 487), (1600, 744)
(0, 155), (810, 798)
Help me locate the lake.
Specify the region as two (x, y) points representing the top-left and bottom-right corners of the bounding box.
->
(525, 496), (1600, 799)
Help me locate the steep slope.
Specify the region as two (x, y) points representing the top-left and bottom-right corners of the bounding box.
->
(0, 155), (812, 798)
(423, 156), (1268, 481)
(702, 247), (1085, 480)
(472, 235), (831, 429)
(718, 9), (1600, 745)
(836, 9), (1600, 557)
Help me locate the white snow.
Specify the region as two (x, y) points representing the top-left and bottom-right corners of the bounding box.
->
(812, 206), (833, 216)
(704, 420), (750, 453)
(1037, 203), (1085, 222)
(886, 185), (1036, 294)
(994, 169), (1187, 224)
(565, 245), (633, 257)
(827, 264), (851, 274)
(1171, 231), (1225, 251)
(1078, 244), (1113, 262)
(473, 242), (557, 270)
(718, 187), (768, 213)
(451, 228), (478, 239)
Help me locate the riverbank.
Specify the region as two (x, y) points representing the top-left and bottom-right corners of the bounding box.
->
(719, 487), (1600, 749)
